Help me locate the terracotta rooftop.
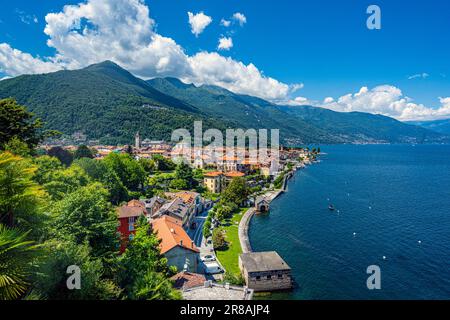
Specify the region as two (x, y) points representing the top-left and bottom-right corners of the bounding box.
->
(117, 205), (147, 219)
(204, 171), (223, 177)
(152, 215), (199, 254)
(224, 171), (245, 178)
(170, 272), (206, 290)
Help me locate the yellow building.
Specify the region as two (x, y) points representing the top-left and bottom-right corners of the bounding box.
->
(203, 171), (245, 193)
(203, 171), (224, 194)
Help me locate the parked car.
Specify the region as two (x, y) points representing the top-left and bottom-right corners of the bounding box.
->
(201, 254), (216, 262)
(203, 262), (224, 274)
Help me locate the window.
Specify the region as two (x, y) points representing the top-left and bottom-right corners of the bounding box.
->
(256, 276), (261, 281)
(267, 275), (272, 280)
(129, 224), (135, 231)
(278, 274), (283, 279)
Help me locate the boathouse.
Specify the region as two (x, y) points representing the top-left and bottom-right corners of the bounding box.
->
(239, 251), (292, 292)
(255, 196), (270, 213)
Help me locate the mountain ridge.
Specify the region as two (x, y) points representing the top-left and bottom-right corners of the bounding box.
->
(0, 60), (447, 145)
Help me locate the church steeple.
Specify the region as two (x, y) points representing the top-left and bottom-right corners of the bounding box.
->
(135, 131), (141, 149)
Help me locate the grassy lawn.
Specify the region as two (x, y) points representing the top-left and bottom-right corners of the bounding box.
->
(215, 208), (248, 277)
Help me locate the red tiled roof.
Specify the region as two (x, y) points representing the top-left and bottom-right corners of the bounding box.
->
(117, 200), (148, 218)
(204, 171), (223, 177)
(224, 171), (245, 178)
(170, 272), (206, 289)
(152, 216), (199, 254)
(117, 205), (146, 219)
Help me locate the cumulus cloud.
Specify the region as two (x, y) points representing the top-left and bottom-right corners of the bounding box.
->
(408, 72), (429, 80)
(218, 37), (233, 51)
(0, 43), (62, 76)
(187, 51), (296, 100)
(220, 18), (231, 27)
(316, 85), (450, 121)
(0, 0), (295, 101)
(284, 96), (315, 106)
(232, 12), (247, 26)
(187, 11), (212, 37)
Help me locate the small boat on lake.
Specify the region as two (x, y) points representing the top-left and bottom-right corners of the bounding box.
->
(328, 204), (335, 211)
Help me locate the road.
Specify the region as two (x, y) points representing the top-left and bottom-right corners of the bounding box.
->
(186, 209), (210, 249)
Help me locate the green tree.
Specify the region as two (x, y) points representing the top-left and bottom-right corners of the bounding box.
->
(212, 229), (227, 250)
(169, 178), (189, 190)
(74, 158), (129, 204)
(0, 225), (40, 300)
(131, 270), (181, 300)
(41, 165), (90, 201)
(3, 136), (31, 157)
(51, 183), (119, 258)
(73, 157), (107, 181)
(31, 239), (121, 300)
(221, 177), (249, 206)
(139, 158), (156, 174)
(119, 218), (178, 299)
(203, 220), (212, 238)
(103, 153), (145, 192)
(152, 154), (175, 171)
(174, 161), (195, 189)
(214, 203), (237, 222)
(33, 156), (63, 185)
(74, 145), (94, 159)
(47, 146), (74, 167)
(0, 152), (45, 229)
(0, 98), (43, 150)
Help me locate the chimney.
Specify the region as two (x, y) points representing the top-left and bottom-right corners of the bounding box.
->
(180, 240), (183, 246)
(191, 241), (194, 248)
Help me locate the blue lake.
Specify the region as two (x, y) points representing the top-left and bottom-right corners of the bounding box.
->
(249, 145), (450, 299)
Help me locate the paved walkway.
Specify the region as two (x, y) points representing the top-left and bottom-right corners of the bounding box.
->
(238, 207), (255, 253)
(238, 189), (284, 254)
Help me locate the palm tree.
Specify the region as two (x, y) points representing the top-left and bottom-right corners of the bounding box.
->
(0, 224), (39, 300)
(0, 152), (44, 227)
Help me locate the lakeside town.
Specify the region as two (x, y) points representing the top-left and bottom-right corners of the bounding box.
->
(41, 131), (320, 300)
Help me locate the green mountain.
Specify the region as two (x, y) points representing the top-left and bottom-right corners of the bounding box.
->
(406, 119), (450, 135)
(0, 61), (229, 144)
(0, 61), (447, 145)
(148, 77), (447, 144)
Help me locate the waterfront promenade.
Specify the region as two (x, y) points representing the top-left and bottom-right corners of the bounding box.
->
(238, 189), (284, 253)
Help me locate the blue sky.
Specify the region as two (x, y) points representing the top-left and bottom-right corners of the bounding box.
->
(1, 0), (450, 121)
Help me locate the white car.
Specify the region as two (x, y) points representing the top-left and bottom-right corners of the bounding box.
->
(203, 262), (223, 275)
(201, 254), (216, 262)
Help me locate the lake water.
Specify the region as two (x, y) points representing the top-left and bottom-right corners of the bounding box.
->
(249, 145), (450, 299)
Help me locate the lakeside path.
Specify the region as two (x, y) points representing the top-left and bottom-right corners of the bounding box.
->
(238, 189), (284, 253)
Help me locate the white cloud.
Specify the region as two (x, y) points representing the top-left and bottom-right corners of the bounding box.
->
(408, 72), (429, 80)
(284, 96), (314, 106)
(218, 37), (233, 51)
(0, 0), (295, 101)
(187, 11), (212, 37)
(0, 43), (62, 76)
(220, 19), (231, 27)
(315, 85), (450, 121)
(232, 12), (247, 26)
(187, 51), (294, 100)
